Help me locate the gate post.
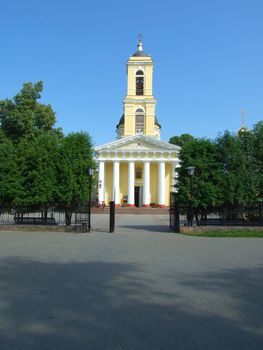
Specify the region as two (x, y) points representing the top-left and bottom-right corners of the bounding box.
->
(174, 201), (180, 233)
(169, 192), (180, 233)
(109, 201), (115, 233)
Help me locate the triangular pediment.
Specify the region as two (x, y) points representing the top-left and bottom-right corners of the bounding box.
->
(95, 134), (180, 153)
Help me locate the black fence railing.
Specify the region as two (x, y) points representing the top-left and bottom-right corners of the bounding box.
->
(197, 202), (263, 226)
(170, 193), (263, 232)
(0, 207), (90, 229)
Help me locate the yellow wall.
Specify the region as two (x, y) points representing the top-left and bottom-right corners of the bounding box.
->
(123, 53), (158, 137)
(124, 105), (135, 135)
(119, 163), (128, 205)
(105, 162), (113, 204)
(165, 163), (172, 206)
(127, 62), (154, 96)
(134, 162), (144, 187)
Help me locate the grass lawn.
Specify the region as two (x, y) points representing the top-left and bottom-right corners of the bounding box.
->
(181, 229), (263, 237)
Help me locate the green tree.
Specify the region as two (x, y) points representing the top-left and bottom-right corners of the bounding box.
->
(15, 132), (60, 210)
(216, 131), (258, 206)
(251, 121), (263, 200)
(0, 81), (56, 141)
(0, 137), (22, 209)
(169, 133), (194, 147)
(170, 135), (223, 213)
(56, 132), (95, 225)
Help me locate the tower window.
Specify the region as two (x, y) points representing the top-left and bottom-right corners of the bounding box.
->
(135, 108), (144, 133)
(136, 70), (144, 95)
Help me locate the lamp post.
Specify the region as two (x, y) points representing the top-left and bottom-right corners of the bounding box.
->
(186, 166), (195, 226)
(88, 168), (94, 232)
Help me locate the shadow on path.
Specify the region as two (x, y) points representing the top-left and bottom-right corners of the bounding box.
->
(0, 258), (262, 349)
(118, 224), (170, 233)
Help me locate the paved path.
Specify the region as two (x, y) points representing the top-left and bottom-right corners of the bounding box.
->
(0, 214), (263, 350)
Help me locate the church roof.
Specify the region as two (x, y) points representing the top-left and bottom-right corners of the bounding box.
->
(237, 111), (249, 136)
(238, 125), (249, 136)
(116, 114), (161, 129)
(116, 114), (124, 128)
(131, 36), (151, 58)
(132, 50), (150, 57)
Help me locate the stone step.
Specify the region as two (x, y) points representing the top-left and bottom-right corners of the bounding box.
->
(91, 207), (169, 215)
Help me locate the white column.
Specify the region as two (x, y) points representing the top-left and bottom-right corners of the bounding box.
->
(143, 161), (150, 207)
(113, 161), (120, 205)
(98, 161), (105, 205)
(158, 161), (166, 207)
(128, 161), (135, 206)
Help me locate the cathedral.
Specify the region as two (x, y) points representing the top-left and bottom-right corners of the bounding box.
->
(95, 38), (180, 207)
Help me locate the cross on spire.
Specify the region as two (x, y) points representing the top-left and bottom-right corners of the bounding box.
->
(137, 34), (143, 51)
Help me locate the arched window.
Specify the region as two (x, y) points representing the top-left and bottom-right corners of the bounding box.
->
(136, 70), (144, 95)
(135, 108), (144, 133)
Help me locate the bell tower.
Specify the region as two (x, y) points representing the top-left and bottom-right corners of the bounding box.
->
(116, 36), (161, 139)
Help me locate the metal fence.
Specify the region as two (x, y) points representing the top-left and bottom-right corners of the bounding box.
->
(0, 207), (89, 227)
(170, 193), (263, 232)
(197, 203), (263, 226)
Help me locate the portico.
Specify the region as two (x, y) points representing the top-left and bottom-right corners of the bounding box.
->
(95, 135), (180, 207)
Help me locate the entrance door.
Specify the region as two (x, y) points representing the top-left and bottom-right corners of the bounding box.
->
(135, 186), (140, 207)
(135, 186), (143, 207)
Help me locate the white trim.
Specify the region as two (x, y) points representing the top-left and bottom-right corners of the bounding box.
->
(95, 134), (181, 152)
(135, 106), (145, 113)
(135, 68), (145, 75)
(97, 157), (181, 163)
(124, 99), (156, 104)
(127, 61), (153, 66)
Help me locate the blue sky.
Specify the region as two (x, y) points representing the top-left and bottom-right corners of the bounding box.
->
(0, 0), (262, 145)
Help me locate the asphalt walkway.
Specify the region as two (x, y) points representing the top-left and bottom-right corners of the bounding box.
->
(0, 214), (262, 349)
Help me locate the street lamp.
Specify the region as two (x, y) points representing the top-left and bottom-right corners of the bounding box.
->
(186, 166), (195, 226)
(88, 168), (94, 232)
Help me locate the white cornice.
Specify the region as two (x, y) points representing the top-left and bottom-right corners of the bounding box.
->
(127, 61), (153, 66)
(123, 98), (156, 104)
(97, 157), (181, 163)
(95, 134), (181, 152)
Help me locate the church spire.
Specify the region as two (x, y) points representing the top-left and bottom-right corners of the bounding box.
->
(241, 109), (245, 128)
(137, 34), (143, 52)
(132, 34), (150, 57)
(238, 109), (249, 136)
(116, 38), (160, 139)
